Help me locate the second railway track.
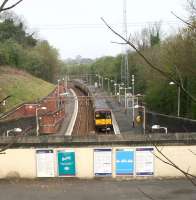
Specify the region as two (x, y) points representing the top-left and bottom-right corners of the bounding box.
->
(72, 85), (95, 136)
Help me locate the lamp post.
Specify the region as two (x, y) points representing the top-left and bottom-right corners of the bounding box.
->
(169, 82), (180, 117)
(95, 74), (100, 88)
(63, 76), (68, 92)
(105, 78), (110, 93)
(114, 83), (117, 96)
(134, 105), (145, 134)
(124, 87), (132, 109)
(118, 83), (124, 103)
(36, 106), (47, 136)
(6, 128), (22, 137)
(110, 80), (115, 95)
(152, 124), (167, 134)
(99, 75), (101, 87)
(118, 86), (123, 103)
(65, 75), (68, 92)
(132, 75), (135, 127)
(101, 76), (104, 89)
(57, 79), (60, 109)
(62, 77), (65, 88)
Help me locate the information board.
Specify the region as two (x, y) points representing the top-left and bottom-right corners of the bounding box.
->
(136, 147), (154, 176)
(57, 150), (76, 176)
(94, 148), (112, 176)
(116, 149), (134, 175)
(36, 149), (55, 177)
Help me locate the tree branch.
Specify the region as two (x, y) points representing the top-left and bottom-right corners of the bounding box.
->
(154, 145), (196, 186)
(0, 0), (9, 11)
(171, 11), (193, 27)
(101, 17), (196, 103)
(0, 0), (23, 12)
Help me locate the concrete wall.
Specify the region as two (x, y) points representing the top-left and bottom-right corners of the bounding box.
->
(0, 149), (36, 178)
(0, 145), (196, 179)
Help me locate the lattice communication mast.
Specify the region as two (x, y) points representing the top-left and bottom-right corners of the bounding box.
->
(121, 0), (129, 87)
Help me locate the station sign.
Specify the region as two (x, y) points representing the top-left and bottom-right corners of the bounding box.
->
(115, 149), (134, 175)
(57, 150), (76, 176)
(94, 148), (112, 176)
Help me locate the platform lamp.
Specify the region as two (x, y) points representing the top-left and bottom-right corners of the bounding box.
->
(152, 125), (168, 134)
(6, 128), (22, 137)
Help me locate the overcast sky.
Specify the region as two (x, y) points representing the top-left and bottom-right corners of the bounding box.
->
(13, 0), (187, 59)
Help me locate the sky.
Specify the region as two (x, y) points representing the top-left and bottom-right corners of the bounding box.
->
(12, 0), (188, 59)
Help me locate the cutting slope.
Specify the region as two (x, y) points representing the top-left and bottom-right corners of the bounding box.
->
(0, 66), (55, 112)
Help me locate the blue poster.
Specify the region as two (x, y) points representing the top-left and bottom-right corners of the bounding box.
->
(116, 149), (134, 175)
(57, 151), (76, 176)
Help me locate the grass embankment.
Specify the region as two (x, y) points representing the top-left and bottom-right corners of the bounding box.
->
(0, 66), (55, 112)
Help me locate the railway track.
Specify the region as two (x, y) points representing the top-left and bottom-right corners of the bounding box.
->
(72, 86), (95, 136)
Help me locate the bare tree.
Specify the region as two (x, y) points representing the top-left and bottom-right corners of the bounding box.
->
(0, 0), (23, 13)
(187, 0), (196, 17)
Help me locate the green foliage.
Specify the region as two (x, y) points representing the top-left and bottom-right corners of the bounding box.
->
(91, 56), (121, 80)
(0, 13), (61, 82)
(70, 22), (196, 119)
(0, 18), (36, 47)
(24, 41), (60, 82)
(0, 39), (26, 66)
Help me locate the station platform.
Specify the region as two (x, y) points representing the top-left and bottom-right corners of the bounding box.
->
(57, 89), (78, 135)
(95, 88), (142, 134)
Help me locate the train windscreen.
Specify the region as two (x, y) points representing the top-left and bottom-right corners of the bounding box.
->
(95, 111), (111, 119)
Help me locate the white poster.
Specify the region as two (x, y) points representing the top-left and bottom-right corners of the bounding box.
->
(36, 149), (55, 177)
(136, 147), (154, 176)
(94, 149), (112, 176)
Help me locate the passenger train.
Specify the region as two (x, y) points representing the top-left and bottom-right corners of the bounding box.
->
(73, 79), (113, 132)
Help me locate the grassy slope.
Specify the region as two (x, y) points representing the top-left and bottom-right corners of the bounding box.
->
(0, 66), (55, 112)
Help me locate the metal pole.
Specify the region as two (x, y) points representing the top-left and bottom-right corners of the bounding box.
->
(124, 88), (127, 109)
(62, 78), (65, 92)
(177, 86), (180, 117)
(118, 86), (121, 103)
(143, 106), (146, 134)
(99, 76), (101, 87)
(102, 77), (104, 89)
(108, 79), (110, 93)
(65, 75), (67, 91)
(36, 108), (39, 136)
(57, 79), (60, 109)
(132, 75), (135, 127)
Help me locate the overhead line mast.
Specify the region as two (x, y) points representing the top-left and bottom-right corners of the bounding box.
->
(121, 0), (129, 87)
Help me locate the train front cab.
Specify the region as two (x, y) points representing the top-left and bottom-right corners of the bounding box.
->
(94, 109), (113, 132)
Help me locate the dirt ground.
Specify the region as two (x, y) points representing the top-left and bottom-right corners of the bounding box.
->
(0, 178), (195, 200)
